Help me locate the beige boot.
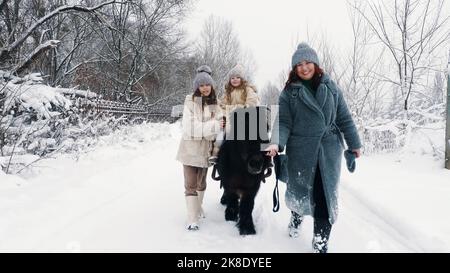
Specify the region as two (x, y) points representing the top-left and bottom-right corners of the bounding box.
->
(197, 191), (206, 219)
(185, 196), (200, 231)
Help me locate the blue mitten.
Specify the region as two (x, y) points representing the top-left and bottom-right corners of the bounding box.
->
(344, 150), (356, 173)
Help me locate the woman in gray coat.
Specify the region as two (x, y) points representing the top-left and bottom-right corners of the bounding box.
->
(266, 43), (362, 253)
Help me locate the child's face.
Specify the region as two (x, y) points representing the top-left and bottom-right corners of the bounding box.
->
(199, 84), (212, 96)
(295, 61), (315, 80)
(230, 77), (242, 88)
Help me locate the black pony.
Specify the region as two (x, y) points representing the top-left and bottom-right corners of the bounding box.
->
(212, 106), (272, 235)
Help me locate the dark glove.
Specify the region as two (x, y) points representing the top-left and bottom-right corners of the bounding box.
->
(344, 150), (356, 173)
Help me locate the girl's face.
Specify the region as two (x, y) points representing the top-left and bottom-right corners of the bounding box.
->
(230, 77), (242, 88)
(295, 61), (315, 80)
(199, 84), (212, 96)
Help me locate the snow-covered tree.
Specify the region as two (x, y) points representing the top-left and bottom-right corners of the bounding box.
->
(346, 0), (449, 155)
(0, 0), (123, 74)
(350, 0), (450, 112)
(194, 15), (257, 94)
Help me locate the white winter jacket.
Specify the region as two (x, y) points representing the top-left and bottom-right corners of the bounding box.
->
(176, 95), (223, 168)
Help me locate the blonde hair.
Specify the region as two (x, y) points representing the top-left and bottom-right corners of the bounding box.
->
(223, 79), (257, 105)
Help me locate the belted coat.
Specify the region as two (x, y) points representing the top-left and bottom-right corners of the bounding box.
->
(272, 74), (361, 224)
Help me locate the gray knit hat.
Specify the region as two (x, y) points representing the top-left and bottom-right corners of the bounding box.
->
(227, 64), (246, 80)
(193, 65), (215, 91)
(291, 42), (320, 68)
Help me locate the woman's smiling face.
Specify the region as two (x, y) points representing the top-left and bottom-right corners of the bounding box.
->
(199, 84), (212, 96)
(295, 61), (315, 80)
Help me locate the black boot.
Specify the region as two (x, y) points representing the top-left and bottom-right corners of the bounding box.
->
(313, 218), (332, 253)
(288, 211), (303, 238)
(312, 165), (332, 253)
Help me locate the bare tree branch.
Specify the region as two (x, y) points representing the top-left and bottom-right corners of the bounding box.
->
(13, 40), (60, 75)
(0, 0), (126, 64)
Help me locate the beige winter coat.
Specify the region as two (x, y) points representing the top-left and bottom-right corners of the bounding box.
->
(219, 85), (260, 131)
(220, 85), (259, 113)
(176, 95), (223, 168)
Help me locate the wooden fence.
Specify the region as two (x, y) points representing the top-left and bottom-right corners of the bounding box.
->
(96, 99), (148, 115)
(89, 99), (178, 123)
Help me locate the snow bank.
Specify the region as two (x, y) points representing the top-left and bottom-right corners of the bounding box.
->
(0, 168), (27, 190)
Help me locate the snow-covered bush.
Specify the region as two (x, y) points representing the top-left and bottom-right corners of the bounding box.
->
(3, 83), (72, 119)
(360, 102), (446, 157)
(0, 76), (135, 174)
(362, 122), (403, 154)
(0, 70), (44, 85)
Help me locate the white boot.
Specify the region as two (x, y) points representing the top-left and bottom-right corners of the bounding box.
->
(197, 191), (206, 219)
(185, 196), (200, 231)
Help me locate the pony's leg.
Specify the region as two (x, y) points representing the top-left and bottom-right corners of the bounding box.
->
(224, 190), (239, 222)
(237, 186), (259, 235)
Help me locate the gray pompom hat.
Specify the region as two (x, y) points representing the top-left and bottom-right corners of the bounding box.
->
(193, 65), (215, 91)
(291, 42), (320, 68)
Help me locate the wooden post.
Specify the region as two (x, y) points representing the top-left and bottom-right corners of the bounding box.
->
(446, 50), (450, 169)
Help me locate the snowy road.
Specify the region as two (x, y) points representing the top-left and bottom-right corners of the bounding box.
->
(0, 122), (446, 252)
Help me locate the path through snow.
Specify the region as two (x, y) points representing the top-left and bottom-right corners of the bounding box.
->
(0, 122), (435, 252)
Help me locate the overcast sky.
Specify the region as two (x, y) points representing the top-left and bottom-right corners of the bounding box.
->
(184, 0), (355, 88)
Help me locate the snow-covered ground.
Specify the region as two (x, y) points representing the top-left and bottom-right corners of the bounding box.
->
(1, 122), (449, 253)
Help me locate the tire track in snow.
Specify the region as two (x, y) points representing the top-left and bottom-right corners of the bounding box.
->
(339, 184), (425, 252)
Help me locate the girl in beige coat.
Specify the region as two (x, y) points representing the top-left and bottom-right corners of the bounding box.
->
(220, 65), (260, 114)
(208, 64), (261, 205)
(209, 64), (260, 164)
(176, 65), (224, 231)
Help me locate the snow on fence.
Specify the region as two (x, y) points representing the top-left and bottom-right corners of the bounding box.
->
(96, 99), (148, 115)
(92, 99), (177, 123)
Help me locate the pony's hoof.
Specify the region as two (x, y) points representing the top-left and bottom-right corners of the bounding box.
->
(239, 226), (256, 236)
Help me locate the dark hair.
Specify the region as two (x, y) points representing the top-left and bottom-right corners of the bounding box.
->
(285, 63), (324, 91)
(192, 86), (218, 106)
